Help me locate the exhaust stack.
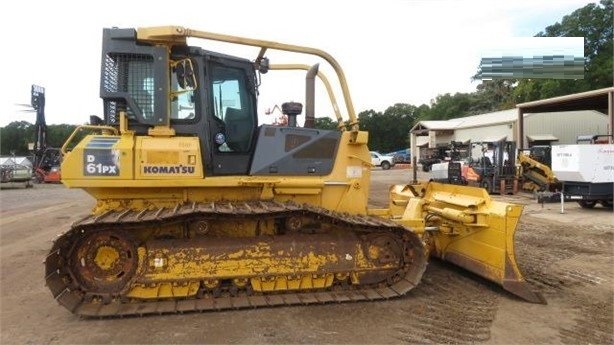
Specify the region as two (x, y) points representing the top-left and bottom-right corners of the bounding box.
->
(304, 64), (319, 128)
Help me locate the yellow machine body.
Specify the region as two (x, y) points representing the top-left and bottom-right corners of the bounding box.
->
(377, 182), (544, 303)
(518, 150), (561, 192)
(45, 26), (543, 317)
(61, 130), (371, 214)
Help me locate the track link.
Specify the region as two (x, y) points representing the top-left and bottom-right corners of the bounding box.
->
(45, 200), (427, 317)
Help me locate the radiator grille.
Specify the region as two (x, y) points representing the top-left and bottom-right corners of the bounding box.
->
(102, 53), (155, 123)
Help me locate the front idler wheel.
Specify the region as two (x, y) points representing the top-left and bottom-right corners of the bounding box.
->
(69, 230), (138, 295)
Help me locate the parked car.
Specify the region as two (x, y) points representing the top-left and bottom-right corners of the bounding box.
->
(382, 149), (411, 164)
(370, 151), (395, 170)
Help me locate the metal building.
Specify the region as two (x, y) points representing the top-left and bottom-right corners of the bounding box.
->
(409, 109), (608, 162)
(516, 87), (614, 148)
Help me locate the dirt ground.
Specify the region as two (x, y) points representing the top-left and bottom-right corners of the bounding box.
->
(1, 169), (612, 345)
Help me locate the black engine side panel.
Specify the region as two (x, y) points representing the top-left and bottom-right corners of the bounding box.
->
(250, 126), (340, 176)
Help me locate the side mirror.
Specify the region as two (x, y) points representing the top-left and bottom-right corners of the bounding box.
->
(255, 57), (269, 74)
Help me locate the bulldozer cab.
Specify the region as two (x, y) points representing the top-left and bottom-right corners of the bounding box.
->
(99, 28), (260, 175)
(96, 28), (347, 177)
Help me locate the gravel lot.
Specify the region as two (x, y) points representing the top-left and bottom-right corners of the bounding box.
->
(1, 169), (612, 344)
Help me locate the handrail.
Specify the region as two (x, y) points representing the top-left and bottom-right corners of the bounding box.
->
(61, 125), (119, 155)
(269, 64), (344, 129)
(136, 26), (359, 131)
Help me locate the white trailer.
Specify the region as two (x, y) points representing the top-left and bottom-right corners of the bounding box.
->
(551, 144), (614, 208)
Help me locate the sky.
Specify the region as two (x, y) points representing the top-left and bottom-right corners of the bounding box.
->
(0, 0), (597, 127)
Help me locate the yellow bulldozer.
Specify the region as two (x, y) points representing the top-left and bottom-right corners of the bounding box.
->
(45, 26), (544, 317)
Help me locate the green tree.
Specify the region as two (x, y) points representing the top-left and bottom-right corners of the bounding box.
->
(312, 117), (338, 130)
(47, 124), (78, 148)
(470, 79), (517, 113)
(469, 1), (612, 106)
(0, 121), (34, 155)
(420, 93), (473, 121)
(358, 104), (418, 152)
(414, 104), (431, 120)
(514, 0), (613, 102)
(1, 122), (79, 156)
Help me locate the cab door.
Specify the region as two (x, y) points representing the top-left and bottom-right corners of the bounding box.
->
(205, 58), (258, 176)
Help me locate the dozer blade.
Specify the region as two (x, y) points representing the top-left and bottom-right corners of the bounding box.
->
(395, 182), (546, 304)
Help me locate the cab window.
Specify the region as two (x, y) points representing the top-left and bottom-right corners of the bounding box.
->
(211, 66), (255, 152)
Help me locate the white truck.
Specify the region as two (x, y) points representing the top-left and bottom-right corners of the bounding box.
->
(551, 142), (614, 208)
(370, 151), (395, 170)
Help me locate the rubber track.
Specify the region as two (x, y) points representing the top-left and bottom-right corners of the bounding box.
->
(44, 200), (427, 318)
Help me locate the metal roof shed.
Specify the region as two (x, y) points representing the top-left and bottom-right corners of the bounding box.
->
(516, 87), (614, 148)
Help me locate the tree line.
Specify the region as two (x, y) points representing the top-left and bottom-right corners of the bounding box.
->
(0, 122), (78, 156)
(326, 0), (612, 153)
(2, 1), (610, 156)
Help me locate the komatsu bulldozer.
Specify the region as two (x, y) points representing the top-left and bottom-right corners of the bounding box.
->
(45, 26), (544, 317)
